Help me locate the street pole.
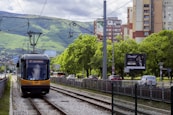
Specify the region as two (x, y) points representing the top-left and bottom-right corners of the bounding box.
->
(112, 26), (115, 75)
(159, 62), (163, 81)
(102, 0), (107, 80)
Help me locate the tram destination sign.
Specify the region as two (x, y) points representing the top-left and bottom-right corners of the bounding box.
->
(28, 60), (45, 63)
(125, 54), (146, 70)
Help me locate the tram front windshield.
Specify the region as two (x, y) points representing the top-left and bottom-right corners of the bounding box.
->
(27, 61), (48, 80)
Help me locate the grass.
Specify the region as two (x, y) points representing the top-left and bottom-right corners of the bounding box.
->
(0, 77), (11, 115)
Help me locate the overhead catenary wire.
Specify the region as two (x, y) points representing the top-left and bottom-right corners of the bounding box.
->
(108, 0), (132, 16)
(16, 0), (26, 14)
(0, 16), (29, 33)
(0, 17), (3, 31)
(39, 0), (48, 17)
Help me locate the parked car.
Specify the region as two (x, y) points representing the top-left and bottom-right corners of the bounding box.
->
(66, 74), (76, 80)
(88, 75), (98, 80)
(108, 75), (122, 80)
(108, 75), (122, 87)
(138, 75), (157, 86)
(52, 72), (66, 78)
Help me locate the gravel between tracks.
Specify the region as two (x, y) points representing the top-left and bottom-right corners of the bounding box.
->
(10, 76), (110, 115)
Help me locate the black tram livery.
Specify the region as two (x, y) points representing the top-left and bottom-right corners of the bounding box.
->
(16, 53), (50, 96)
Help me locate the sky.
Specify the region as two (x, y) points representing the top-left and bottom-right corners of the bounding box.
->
(0, 0), (132, 24)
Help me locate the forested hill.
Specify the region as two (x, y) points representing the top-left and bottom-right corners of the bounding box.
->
(0, 11), (94, 56)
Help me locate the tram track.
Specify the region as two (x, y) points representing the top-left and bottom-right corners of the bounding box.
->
(50, 85), (169, 115)
(50, 86), (134, 114)
(28, 96), (69, 115)
(11, 75), (170, 115)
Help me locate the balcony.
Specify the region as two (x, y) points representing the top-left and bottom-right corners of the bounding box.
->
(143, 7), (150, 10)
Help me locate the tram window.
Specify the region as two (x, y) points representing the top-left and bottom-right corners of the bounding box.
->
(27, 63), (48, 80)
(16, 62), (19, 68)
(21, 63), (27, 79)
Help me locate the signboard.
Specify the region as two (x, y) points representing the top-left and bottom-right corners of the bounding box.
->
(28, 60), (45, 63)
(125, 54), (146, 70)
(95, 20), (104, 36)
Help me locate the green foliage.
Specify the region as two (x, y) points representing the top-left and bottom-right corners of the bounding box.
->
(139, 30), (173, 76)
(0, 66), (5, 73)
(52, 30), (173, 78)
(53, 34), (97, 76)
(0, 78), (10, 115)
(0, 32), (25, 49)
(113, 39), (138, 77)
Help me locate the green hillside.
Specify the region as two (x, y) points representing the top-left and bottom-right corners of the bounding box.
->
(0, 32), (25, 49)
(0, 11), (94, 56)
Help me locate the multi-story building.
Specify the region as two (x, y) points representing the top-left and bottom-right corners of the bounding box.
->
(129, 0), (173, 42)
(133, 0), (152, 42)
(94, 17), (122, 41)
(121, 24), (129, 40)
(127, 7), (133, 39)
(163, 0), (173, 30)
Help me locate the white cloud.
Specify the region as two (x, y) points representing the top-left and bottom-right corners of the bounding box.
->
(0, 0), (132, 24)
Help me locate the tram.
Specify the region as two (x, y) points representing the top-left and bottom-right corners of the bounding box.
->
(16, 53), (50, 96)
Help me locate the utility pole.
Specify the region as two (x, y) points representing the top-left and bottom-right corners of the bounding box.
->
(27, 31), (42, 53)
(112, 26), (115, 75)
(102, 0), (107, 80)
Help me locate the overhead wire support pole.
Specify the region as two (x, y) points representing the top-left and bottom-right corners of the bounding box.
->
(102, 0), (107, 80)
(27, 31), (42, 53)
(112, 26), (115, 75)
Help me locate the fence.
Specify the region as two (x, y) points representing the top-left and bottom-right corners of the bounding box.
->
(50, 77), (171, 103)
(0, 77), (8, 98)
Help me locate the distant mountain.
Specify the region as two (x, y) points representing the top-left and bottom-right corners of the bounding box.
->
(0, 11), (94, 57)
(0, 11), (27, 17)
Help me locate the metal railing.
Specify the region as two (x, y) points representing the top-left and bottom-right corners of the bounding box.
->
(0, 77), (8, 98)
(50, 77), (171, 103)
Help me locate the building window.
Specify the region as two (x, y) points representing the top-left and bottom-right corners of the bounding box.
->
(168, 22), (172, 25)
(167, 27), (173, 30)
(144, 15), (149, 18)
(144, 32), (149, 36)
(144, 26), (149, 29)
(144, 21), (149, 24)
(144, 10), (149, 13)
(144, 4), (149, 7)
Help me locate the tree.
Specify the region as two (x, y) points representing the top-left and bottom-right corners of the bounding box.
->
(114, 39), (139, 79)
(139, 30), (173, 76)
(52, 34), (97, 77)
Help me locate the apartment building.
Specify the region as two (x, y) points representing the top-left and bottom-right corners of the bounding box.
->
(127, 0), (173, 42)
(163, 0), (173, 30)
(94, 17), (122, 41)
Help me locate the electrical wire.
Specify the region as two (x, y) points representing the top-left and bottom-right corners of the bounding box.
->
(108, 0), (132, 16)
(0, 17), (3, 31)
(39, 0), (48, 17)
(16, 0), (25, 14)
(0, 16), (28, 33)
(74, 0), (132, 22)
